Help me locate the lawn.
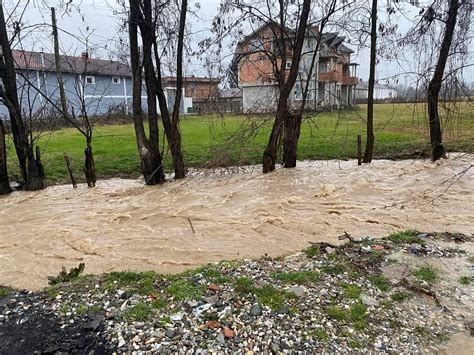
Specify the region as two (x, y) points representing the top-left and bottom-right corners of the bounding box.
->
(5, 102), (474, 184)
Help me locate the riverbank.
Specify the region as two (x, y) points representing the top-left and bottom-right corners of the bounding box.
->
(5, 102), (474, 185)
(1, 231), (473, 353)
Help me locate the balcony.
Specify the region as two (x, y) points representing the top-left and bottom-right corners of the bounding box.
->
(342, 76), (358, 85)
(318, 72), (358, 85)
(318, 71), (338, 82)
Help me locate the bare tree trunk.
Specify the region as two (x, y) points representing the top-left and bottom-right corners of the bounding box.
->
(0, 1), (44, 190)
(427, 0), (459, 161)
(282, 112), (302, 168)
(137, 0), (165, 183)
(153, 46), (173, 137)
(168, 0), (188, 179)
(84, 136), (96, 187)
(24, 144), (44, 191)
(263, 98), (287, 173)
(282, 0), (337, 168)
(141, 0), (160, 149)
(152, 45), (186, 180)
(283, 6), (334, 169)
(129, 0), (165, 185)
(363, 0), (377, 164)
(0, 119), (11, 195)
(262, 0), (311, 173)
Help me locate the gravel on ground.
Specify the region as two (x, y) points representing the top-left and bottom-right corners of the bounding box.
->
(0, 231), (473, 354)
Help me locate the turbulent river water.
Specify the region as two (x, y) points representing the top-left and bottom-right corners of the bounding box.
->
(1, 154), (473, 290)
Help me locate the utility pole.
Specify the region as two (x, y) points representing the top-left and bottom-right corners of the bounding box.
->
(51, 7), (69, 117)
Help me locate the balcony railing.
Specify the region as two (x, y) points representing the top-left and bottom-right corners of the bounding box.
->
(342, 76), (358, 85)
(318, 71), (338, 81)
(319, 72), (358, 84)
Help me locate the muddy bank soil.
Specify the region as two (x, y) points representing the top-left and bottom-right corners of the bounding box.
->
(0, 231), (472, 353)
(1, 155), (473, 290)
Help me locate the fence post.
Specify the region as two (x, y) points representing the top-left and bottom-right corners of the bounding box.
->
(357, 134), (362, 166)
(64, 153), (77, 188)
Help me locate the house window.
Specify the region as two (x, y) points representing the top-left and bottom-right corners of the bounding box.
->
(85, 75), (95, 85)
(286, 60), (292, 70)
(112, 76), (121, 84)
(294, 82), (303, 100)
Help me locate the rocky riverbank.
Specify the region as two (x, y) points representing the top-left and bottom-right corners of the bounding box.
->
(1, 231), (473, 354)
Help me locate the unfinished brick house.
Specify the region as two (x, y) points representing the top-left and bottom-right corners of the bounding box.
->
(233, 23), (358, 112)
(162, 76), (220, 113)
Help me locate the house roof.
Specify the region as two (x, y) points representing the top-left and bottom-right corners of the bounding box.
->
(12, 50), (132, 77)
(234, 25), (354, 62)
(320, 33), (354, 55)
(236, 21), (319, 50)
(12, 51), (222, 84)
(355, 80), (368, 89)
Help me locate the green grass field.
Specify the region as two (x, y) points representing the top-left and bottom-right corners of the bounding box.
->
(5, 102), (474, 184)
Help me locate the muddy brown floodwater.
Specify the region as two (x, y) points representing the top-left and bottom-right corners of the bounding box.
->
(1, 154), (473, 290)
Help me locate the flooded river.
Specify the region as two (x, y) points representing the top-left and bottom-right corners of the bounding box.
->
(1, 155), (473, 290)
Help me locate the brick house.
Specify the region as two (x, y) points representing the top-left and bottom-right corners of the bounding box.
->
(233, 23), (358, 112)
(162, 76), (220, 113)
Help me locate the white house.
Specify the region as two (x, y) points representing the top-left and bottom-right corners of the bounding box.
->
(355, 80), (398, 101)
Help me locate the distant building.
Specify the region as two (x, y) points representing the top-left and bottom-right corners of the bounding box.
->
(219, 88), (243, 104)
(214, 87), (243, 113)
(354, 79), (398, 101)
(0, 50), (220, 119)
(162, 76), (221, 114)
(233, 22), (358, 112)
(0, 50), (136, 118)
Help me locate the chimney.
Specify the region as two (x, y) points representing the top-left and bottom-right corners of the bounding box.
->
(81, 51), (89, 61)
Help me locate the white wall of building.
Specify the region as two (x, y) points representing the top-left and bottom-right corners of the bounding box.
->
(242, 84), (278, 112)
(355, 82), (398, 100)
(374, 85), (397, 100)
(183, 96), (193, 114)
(156, 87), (193, 115)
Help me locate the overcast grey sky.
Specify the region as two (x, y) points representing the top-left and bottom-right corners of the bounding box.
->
(6, 0), (473, 86)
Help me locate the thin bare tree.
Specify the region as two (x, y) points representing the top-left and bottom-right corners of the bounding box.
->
(261, 0), (312, 173)
(51, 7), (97, 187)
(168, 0), (187, 178)
(426, 0), (460, 161)
(128, 0), (188, 181)
(212, 0), (354, 171)
(391, 0), (472, 160)
(362, 0), (377, 163)
(0, 0), (44, 190)
(150, 0), (187, 179)
(283, 0), (341, 168)
(129, 0), (166, 185)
